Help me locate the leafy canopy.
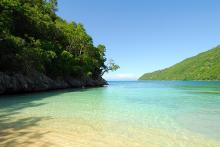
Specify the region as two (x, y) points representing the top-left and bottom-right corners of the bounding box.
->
(0, 0), (119, 78)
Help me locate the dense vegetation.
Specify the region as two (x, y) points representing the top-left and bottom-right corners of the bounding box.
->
(139, 45), (220, 80)
(0, 0), (119, 80)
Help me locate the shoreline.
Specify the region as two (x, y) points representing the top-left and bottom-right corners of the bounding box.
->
(138, 79), (220, 81)
(0, 72), (107, 95)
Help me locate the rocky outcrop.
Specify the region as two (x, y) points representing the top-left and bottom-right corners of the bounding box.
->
(0, 72), (107, 95)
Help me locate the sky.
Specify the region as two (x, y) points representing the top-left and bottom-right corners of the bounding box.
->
(57, 0), (220, 81)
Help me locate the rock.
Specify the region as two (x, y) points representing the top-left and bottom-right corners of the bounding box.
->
(0, 72), (107, 95)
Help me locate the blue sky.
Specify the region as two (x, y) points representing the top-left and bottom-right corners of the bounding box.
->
(57, 0), (220, 80)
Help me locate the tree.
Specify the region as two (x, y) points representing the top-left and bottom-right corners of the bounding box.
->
(0, 0), (119, 80)
(101, 59), (120, 76)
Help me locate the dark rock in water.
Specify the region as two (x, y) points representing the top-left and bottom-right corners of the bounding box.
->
(0, 72), (107, 95)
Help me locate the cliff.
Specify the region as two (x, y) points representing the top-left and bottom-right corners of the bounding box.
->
(0, 72), (107, 95)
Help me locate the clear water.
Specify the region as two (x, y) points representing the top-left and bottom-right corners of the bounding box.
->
(0, 81), (220, 146)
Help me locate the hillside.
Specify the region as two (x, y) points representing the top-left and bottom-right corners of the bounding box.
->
(0, 0), (118, 94)
(139, 45), (220, 80)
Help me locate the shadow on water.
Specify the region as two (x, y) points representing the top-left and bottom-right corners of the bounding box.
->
(0, 89), (90, 147)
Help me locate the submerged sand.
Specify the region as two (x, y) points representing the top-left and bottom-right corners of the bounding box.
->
(1, 81), (220, 147)
(0, 117), (220, 147)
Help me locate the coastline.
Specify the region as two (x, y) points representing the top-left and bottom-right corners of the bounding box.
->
(138, 79), (220, 81)
(0, 72), (107, 95)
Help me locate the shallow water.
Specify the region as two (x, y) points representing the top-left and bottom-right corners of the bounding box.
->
(0, 81), (220, 146)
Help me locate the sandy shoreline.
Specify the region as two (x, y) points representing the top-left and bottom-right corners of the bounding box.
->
(1, 117), (220, 147)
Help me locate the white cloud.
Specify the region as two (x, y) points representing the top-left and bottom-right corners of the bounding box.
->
(104, 73), (137, 81)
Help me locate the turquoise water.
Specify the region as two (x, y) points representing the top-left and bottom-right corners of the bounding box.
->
(0, 81), (220, 146)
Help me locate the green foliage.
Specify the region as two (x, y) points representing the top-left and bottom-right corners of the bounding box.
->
(0, 0), (118, 78)
(139, 46), (220, 80)
(101, 59), (120, 76)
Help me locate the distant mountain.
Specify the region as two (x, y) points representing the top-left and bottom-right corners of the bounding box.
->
(139, 45), (220, 80)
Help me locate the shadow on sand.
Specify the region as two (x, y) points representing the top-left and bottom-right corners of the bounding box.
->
(0, 89), (81, 147)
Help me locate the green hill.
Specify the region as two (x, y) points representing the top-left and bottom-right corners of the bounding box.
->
(139, 45), (220, 80)
(0, 0), (119, 94)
